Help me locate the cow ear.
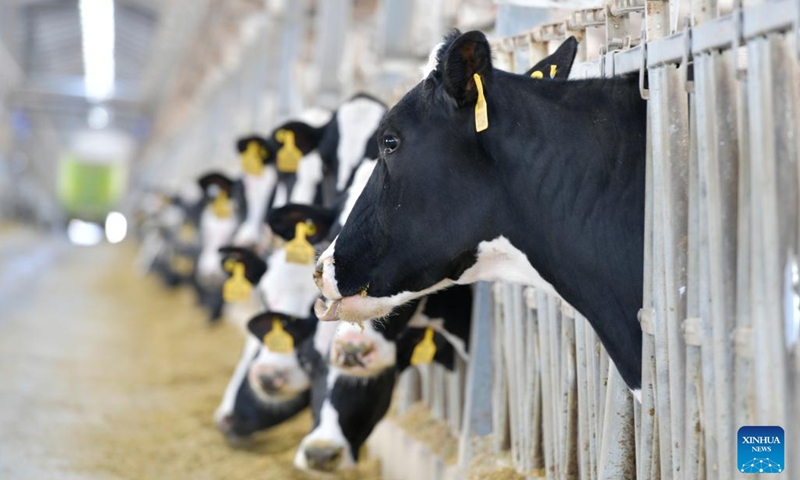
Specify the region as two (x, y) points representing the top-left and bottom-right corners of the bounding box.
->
(247, 313), (273, 342)
(525, 36), (579, 80)
(273, 122), (321, 155)
(198, 172), (234, 196)
(441, 30), (493, 106)
(218, 246), (268, 284)
(267, 204), (337, 244)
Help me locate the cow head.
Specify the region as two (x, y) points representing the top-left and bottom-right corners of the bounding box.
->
(315, 32), (579, 322)
(258, 204), (336, 316)
(214, 337), (310, 442)
(295, 287), (472, 473)
(246, 312), (317, 401)
(218, 246), (268, 332)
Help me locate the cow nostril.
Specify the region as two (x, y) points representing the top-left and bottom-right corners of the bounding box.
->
(305, 444), (344, 472)
(336, 342), (372, 368)
(259, 374), (285, 395)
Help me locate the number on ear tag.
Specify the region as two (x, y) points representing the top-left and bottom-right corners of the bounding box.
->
(222, 262), (252, 302)
(285, 222), (316, 265)
(241, 141), (265, 176)
(264, 319), (294, 354)
(473, 73), (488, 133)
(211, 191), (232, 218)
(276, 130), (302, 173)
(410, 328), (437, 366)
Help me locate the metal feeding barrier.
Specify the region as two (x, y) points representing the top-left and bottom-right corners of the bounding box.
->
(382, 0), (800, 478)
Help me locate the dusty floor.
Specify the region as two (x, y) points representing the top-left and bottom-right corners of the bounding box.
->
(0, 226), (379, 480)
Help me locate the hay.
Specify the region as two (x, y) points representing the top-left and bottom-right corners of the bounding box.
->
(0, 241), (380, 480)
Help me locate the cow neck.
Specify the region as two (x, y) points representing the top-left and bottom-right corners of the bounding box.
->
(481, 71), (647, 388)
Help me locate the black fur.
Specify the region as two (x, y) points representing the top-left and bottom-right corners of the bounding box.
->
(331, 32), (646, 389)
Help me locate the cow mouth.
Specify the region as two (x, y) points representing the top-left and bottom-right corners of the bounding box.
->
(314, 296), (341, 321)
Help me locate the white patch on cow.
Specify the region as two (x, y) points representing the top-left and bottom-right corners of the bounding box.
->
(330, 321), (397, 375)
(314, 320), (341, 358)
(294, 369), (356, 471)
(290, 151), (324, 205)
(247, 345), (311, 402)
(223, 296), (262, 336)
(335, 98), (386, 191)
(272, 182), (288, 210)
(455, 236), (556, 294)
(421, 41), (444, 78)
(317, 236), (553, 322)
(214, 335), (260, 426)
(233, 165), (277, 247)
(338, 160), (376, 227)
(197, 208), (239, 282)
(259, 248), (319, 318)
(631, 388), (642, 403)
(297, 107), (333, 127)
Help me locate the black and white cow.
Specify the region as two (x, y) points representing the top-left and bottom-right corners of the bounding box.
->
(213, 202), (340, 440)
(266, 193), (473, 472)
(214, 317), (314, 442)
(231, 135), (279, 252)
(314, 32), (647, 394)
(268, 94), (386, 210)
(196, 172), (246, 322)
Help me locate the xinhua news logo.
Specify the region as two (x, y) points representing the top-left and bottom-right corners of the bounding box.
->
(738, 426), (784, 474)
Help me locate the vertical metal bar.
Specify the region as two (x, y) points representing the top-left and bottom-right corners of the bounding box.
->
(650, 63), (690, 480)
(575, 315), (591, 480)
(683, 77), (706, 480)
(638, 62), (659, 480)
(525, 287), (545, 476)
(560, 303), (579, 479)
(537, 290), (557, 477)
(597, 364), (636, 480)
(747, 35), (787, 427)
(694, 48), (740, 480)
(501, 284), (520, 464)
(492, 282), (510, 452)
(458, 282), (494, 468)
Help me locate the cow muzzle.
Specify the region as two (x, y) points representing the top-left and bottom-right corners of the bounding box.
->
(303, 442), (345, 472)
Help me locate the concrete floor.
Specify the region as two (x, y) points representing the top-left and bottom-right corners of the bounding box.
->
(0, 226), (378, 479)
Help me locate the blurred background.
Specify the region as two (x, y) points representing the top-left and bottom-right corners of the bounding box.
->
(0, 0), (570, 238)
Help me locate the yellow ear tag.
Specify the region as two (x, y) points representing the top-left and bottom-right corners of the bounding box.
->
(473, 73), (488, 133)
(241, 141), (264, 176)
(276, 129), (302, 173)
(264, 319), (294, 354)
(410, 327), (437, 366)
(285, 222), (316, 265)
(530, 70), (544, 79)
(549, 64), (558, 79)
(222, 262), (252, 303)
(211, 191), (232, 218)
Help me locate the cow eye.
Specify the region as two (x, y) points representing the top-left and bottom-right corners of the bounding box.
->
(381, 135), (400, 154)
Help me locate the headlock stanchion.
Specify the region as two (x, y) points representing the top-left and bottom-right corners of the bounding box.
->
(387, 0), (799, 478)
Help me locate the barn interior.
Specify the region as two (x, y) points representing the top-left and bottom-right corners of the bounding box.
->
(0, 0), (798, 479)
